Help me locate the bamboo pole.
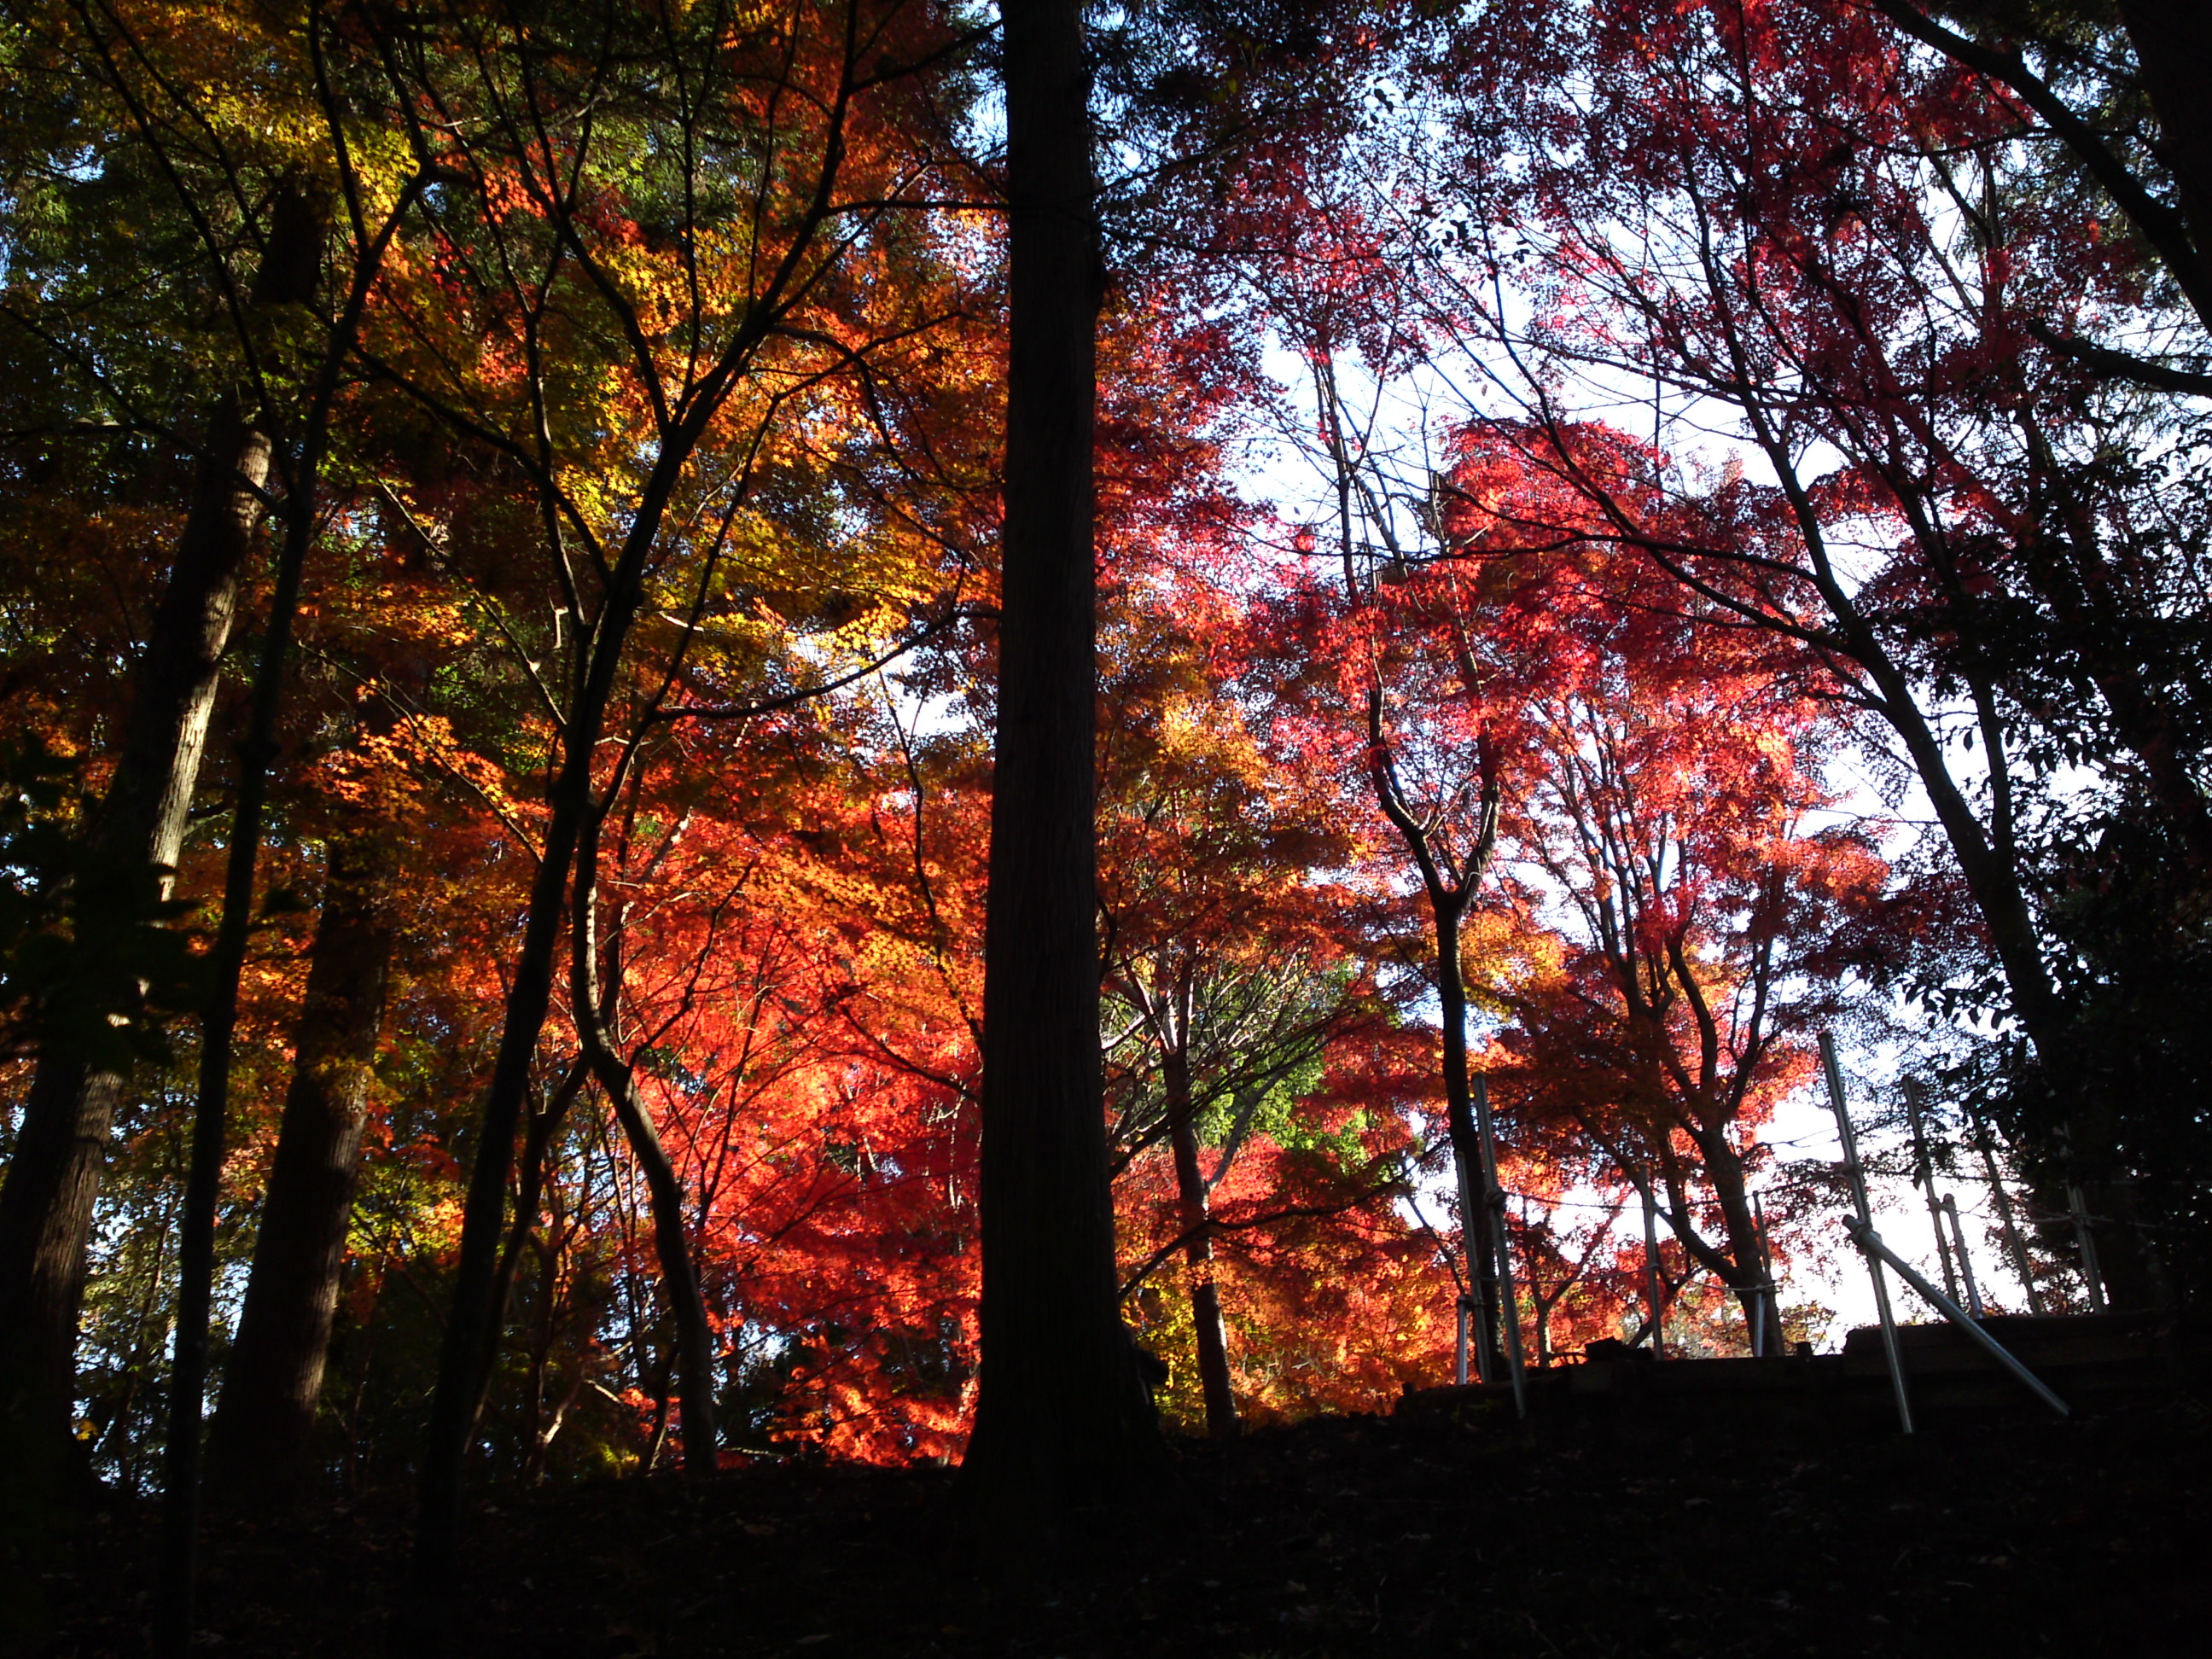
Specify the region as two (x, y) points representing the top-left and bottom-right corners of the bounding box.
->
(1941, 1194), (1984, 1318)
(1821, 1034), (1913, 1435)
(1846, 1218), (2067, 1418)
(2061, 1142), (2109, 1313)
(1974, 1111), (2046, 1316)
(1903, 1081), (1959, 1301)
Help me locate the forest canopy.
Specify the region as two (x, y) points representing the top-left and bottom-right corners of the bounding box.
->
(3, 0), (2209, 1631)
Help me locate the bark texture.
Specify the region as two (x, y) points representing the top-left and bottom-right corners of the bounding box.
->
(0, 180), (325, 1438)
(204, 831), (399, 1505)
(963, 0), (1158, 1535)
(0, 393), (270, 1440)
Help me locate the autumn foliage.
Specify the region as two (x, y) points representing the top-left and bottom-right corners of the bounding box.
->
(2, 0), (2208, 1556)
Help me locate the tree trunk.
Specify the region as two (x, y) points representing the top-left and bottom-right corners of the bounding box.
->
(1162, 1046), (1237, 1439)
(2116, 0), (2212, 282)
(1690, 1121), (1778, 1353)
(589, 1062), (719, 1476)
(1313, 313), (1505, 1388)
(1433, 901), (1504, 1382)
(1849, 641), (2070, 1064)
(204, 830), (399, 1505)
(573, 822), (719, 1480)
(412, 398), (690, 1608)
(0, 175), (328, 1441)
(483, 1060), (587, 1418)
(0, 408), (268, 1435)
(962, 0), (1157, 1544)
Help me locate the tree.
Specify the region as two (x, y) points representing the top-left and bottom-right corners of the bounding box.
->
(1266, 350), (1515, 1378)
(1861, 1), (2212, 375)
(0, 2), (427, 1494)
(1097, 553), (1381, 1437)
(1404, 0), (2212, 1300)
(962, 0), (1160, 1545)
(350, 0), (981, 1596)
(1473, 530), (1886, 1351)
(204, 818), (399, 1505)
(0, 118), (318, 1458)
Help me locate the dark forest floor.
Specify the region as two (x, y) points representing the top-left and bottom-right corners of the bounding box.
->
(22, 1392), (2212, 1658)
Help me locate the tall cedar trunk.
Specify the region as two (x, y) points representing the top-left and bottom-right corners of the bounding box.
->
(1161, 1045), (1237, 1439)
(161, 168), (392, 1653)
(574, 823), (719, 1480)
(962, 0), (1157, 1534)
(2116, 0), (2212, 277)
(0, 183), (323, 1441)
(203, 831), (399, 1505)
(0, 414), (267, 1423)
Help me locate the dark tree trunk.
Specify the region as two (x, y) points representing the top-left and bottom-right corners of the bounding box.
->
(484, 1060), (588, 1417)
(0, 179), (324, 1443)
(410, 381), (736, 1610)
(204, 830), (399, 1505)
(1689, 1121), (1782, 1352)
(399, 3), (860, 1606)
(1314, 381), (1505, 1384)
(1845, 639), (2071, 1066)
(2116, 0), (2212, 281)
(589, 1063), (720, 1477)
(962, 0), (1157, 1539)
(412, 410), (692, 1606)
(1162, 1046), (1237, 1439)
(574, 822), (719, 1481)
(0, 409), (267, 1427)
(1431, 900), (1505, 1383)
(413, 748), (591, 1588)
